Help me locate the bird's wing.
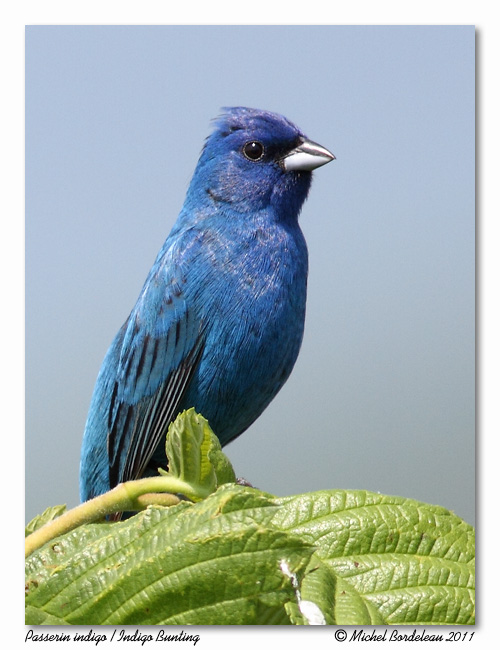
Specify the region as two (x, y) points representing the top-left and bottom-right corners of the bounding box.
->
(106, 263), (205, 488)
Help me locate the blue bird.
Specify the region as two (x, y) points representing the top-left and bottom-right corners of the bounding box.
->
(80, 107), (334, 502)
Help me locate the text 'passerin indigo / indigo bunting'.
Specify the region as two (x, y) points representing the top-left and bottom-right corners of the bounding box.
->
(80, 107), (334, 502)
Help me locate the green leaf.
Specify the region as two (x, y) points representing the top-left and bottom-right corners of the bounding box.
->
(272, 489), (475, 625)
(25, 505), (67, 537)
(24, 409), (475, 626)
(284, 557), (336, 625)
(25, 411), (238, 559)
(24, 606), (70, 625)
(160, 408), (236, 499)
(25, 485), (313, 625)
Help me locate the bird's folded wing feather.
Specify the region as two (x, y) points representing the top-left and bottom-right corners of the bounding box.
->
(107, 266), (204, 487)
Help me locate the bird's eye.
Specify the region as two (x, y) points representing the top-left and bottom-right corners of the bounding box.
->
(243, 141), (265, 161)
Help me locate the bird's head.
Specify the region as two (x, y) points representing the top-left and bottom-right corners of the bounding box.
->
(185, 107), (334, 218)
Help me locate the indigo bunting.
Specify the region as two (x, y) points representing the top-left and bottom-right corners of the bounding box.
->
(80, 107), (334, 501)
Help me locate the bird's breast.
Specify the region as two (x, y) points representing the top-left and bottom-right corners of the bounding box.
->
(198, 219), (307, 318)
(173, 218), (309, 443)
(196, 220), (307, 374)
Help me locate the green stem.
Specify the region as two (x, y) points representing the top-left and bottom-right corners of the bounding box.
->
(25, 475), (209, 558)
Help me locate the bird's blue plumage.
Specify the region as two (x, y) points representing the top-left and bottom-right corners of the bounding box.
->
(80, 107), (334, 501)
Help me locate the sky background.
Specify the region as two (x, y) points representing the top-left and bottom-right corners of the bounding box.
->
(25, 25), (475, 525)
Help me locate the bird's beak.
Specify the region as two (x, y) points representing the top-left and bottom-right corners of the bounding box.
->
(281, 138), (335, 172)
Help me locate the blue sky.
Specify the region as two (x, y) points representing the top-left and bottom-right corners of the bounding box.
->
(25, 25), (475, 524)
